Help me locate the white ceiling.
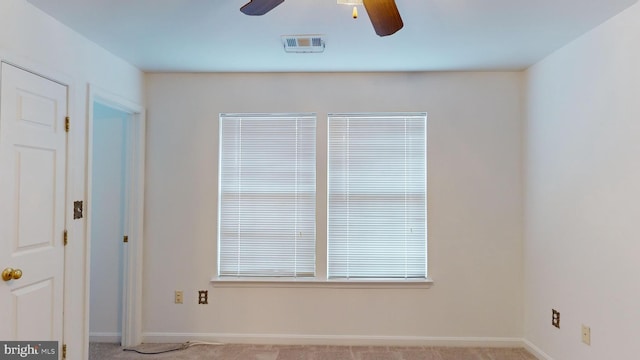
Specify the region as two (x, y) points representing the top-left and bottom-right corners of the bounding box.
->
(26, 0), (638, 72)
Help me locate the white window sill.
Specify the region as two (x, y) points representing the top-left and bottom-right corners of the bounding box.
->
(210, 277), (434, 289)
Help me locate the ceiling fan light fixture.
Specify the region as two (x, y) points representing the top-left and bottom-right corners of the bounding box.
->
(337, 0), (363, 5)
(338, 0), (361, 20)
(241, 0), (402, 37)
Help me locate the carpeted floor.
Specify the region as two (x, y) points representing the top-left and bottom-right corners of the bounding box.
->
(89, 342), (538, 359)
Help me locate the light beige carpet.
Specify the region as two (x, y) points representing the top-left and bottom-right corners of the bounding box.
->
(89, 343), (538, 360)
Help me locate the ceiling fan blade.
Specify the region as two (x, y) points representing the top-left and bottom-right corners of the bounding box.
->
(363, 0), (404, 37)
(240, 0), (285, 16)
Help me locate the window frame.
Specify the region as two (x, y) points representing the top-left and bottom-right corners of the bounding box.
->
(217, 113), (317, 279)
(212, 112), (432, 289)
(327, 112), (428, 280)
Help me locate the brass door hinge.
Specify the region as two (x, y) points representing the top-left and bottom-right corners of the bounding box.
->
(65, 116), (70, 132)
(64, 230), (68, 246)
(123, 235), (129, 243)
(62, 344), (67, 359)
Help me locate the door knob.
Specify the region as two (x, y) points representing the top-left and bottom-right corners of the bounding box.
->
(2, 268), (22, 281)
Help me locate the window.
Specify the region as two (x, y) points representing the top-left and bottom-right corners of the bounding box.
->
(218, 113), (316, 277)
(217, 112), (428, 285)
(328, 113), (427, 279)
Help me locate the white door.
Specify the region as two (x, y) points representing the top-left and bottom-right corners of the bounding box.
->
(0, 63), (67, 344)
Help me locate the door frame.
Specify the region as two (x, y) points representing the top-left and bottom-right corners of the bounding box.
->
(86, 84), (145, 347)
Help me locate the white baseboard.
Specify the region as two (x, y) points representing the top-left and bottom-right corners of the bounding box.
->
(523, 339), (554, 360)
(142, 332), (524, 348)
(89, 332), (121, 343)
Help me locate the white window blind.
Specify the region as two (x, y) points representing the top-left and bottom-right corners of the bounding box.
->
(328, 113), (427, 279)
(218, 113), (316, 277)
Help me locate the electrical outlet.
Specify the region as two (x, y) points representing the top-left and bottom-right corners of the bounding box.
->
(175, 290), (183, 304)
(198, 290), (208, 304)
(582, 325), (591, 345)
(552, 309), (560, 328)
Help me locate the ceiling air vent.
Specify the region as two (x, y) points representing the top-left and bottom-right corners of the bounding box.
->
(282, 35), (326, 53)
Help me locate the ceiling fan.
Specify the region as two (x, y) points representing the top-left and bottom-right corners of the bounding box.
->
(240, 0), (404, 37)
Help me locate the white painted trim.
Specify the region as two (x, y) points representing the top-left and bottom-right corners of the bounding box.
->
(142, 333), (524, 348)
(523, 339), (554, 360)
(89, 332), (122, 343)
(211, 277), (434, 289)
(86, 84), (145, 348)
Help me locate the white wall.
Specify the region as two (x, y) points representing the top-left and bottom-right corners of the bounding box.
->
(0, 0), (144, 357)
(144, 72), (524, 344)
(524, 2), (640, 359)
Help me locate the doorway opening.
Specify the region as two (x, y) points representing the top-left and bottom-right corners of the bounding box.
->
(87, 86), (145, 348)
(89, 103), (130, 344)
